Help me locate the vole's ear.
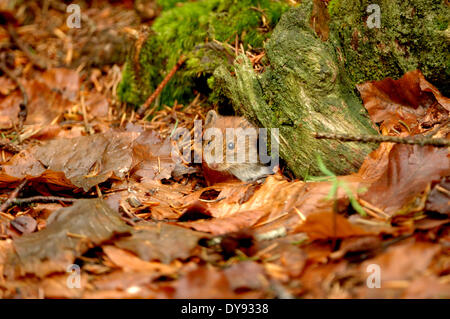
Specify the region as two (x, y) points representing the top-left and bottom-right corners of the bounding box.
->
(205, 110), (218, 127)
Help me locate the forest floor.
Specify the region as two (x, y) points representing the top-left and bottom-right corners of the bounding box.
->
(0, 0), (448, 298)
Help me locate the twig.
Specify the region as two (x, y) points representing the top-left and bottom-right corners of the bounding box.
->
(0, 139), (22, 153)
(314, 132), (450, 147)
(0, 179), (27, 214)
(10, 196), (78, 205)
(198, 196), (226, 203)
(425, 119), (450, 137)
(254, 227), (287, 241)
(66, 232), (87, 240)
(359, 199), (390, 219)
(137, 55), (186, 117)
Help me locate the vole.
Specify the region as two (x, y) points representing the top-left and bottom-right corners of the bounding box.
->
(202, 110), (275, 182)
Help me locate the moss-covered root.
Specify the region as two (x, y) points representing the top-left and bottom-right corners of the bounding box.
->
(328, 0), (450, 96)
(214, 2), (377, 177)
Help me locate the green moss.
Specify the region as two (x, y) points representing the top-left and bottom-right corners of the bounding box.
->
(118, 0), (291, 107)
(156, 0), (190, 10)
(328, 0), (450, 96)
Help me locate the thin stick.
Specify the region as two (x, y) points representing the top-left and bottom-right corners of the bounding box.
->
(137, 55), (186, 117)
(0, 179), (27, 214)
(314, 132), (450, 147)
(10, 196), (78, 205)
(0, 139), (21, 153)
(425, 119), (450, 137)
(359, 198), (390, 219)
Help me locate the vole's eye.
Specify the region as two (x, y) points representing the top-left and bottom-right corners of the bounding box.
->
(227, 142), (235, 150)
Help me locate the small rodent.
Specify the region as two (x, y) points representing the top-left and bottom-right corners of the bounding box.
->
(202, 110), (275, 182)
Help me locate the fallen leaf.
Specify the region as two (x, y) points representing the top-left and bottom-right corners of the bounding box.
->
(40, 68), (80, 101)
(360, 239), (441, 282)
(182, 174), (362, 225)
(114, 222), (207, 264)
(357, 70), (449, 133)
(299, 261), (349, 298)
(0, 130), (137, 191)
(174, 266), (237, 299)
(4, 199), (131, 278)
(88, 271), (172, 298)
(272, 242), (308, 277)
(131, 130), (176, 182)
(41, 274), (87, 298)
(402, 275), (450, 299)
(179, 210), (266, 235)
(24, 80), (73, 125)
(10, 215), (37, 234)
(0, 76), (16, 95)
(85, 91), (109, 118)
(102, 245), (176, 275)
(223, 261), (268, 292)
(0, 91), (22, 129)
(360, 144), (450, 216)
(295, 211), (369, 240)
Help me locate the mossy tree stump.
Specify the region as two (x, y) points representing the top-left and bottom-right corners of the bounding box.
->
(118, 0), (448, 178)
(214, 3), (377, 177)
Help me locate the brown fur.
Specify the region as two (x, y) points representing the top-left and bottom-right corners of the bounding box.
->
(202, 110), (274, 182)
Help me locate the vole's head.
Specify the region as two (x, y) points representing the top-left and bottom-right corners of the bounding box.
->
(202, 110), (259, 172)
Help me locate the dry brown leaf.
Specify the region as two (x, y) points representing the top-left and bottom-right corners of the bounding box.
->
(41, 274), (88, 298)
(0, 68), (79, 129)
(0, 130), (136, 191)
(85, 91), (109, 118)
(270, 242), (308, 277)
(24, 80), (74, 125)
(402, 275), (450, 299)
(182, 174), (362, 224)
(0, 76), (16, 95)
(0, 91), (22, 129)
(223, 261), (268, 292)
(4, 199), (131, 279)
(91, 271), (166, 292)
(298, 261), (349, 298)
(131, 130), (176, 182)
(0, 129), (179, 191)
(360, 239), (441, 282)
(102, 245), (176, 275)
(296, 211), (369, 240)
(179, 210), (266, 235)
(40, 68), (80, 102)
(114, 222), (207, 264)
(360, 144), (450, 216)
(357, 70), (449, 133)
(174, 266), (238, 299)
